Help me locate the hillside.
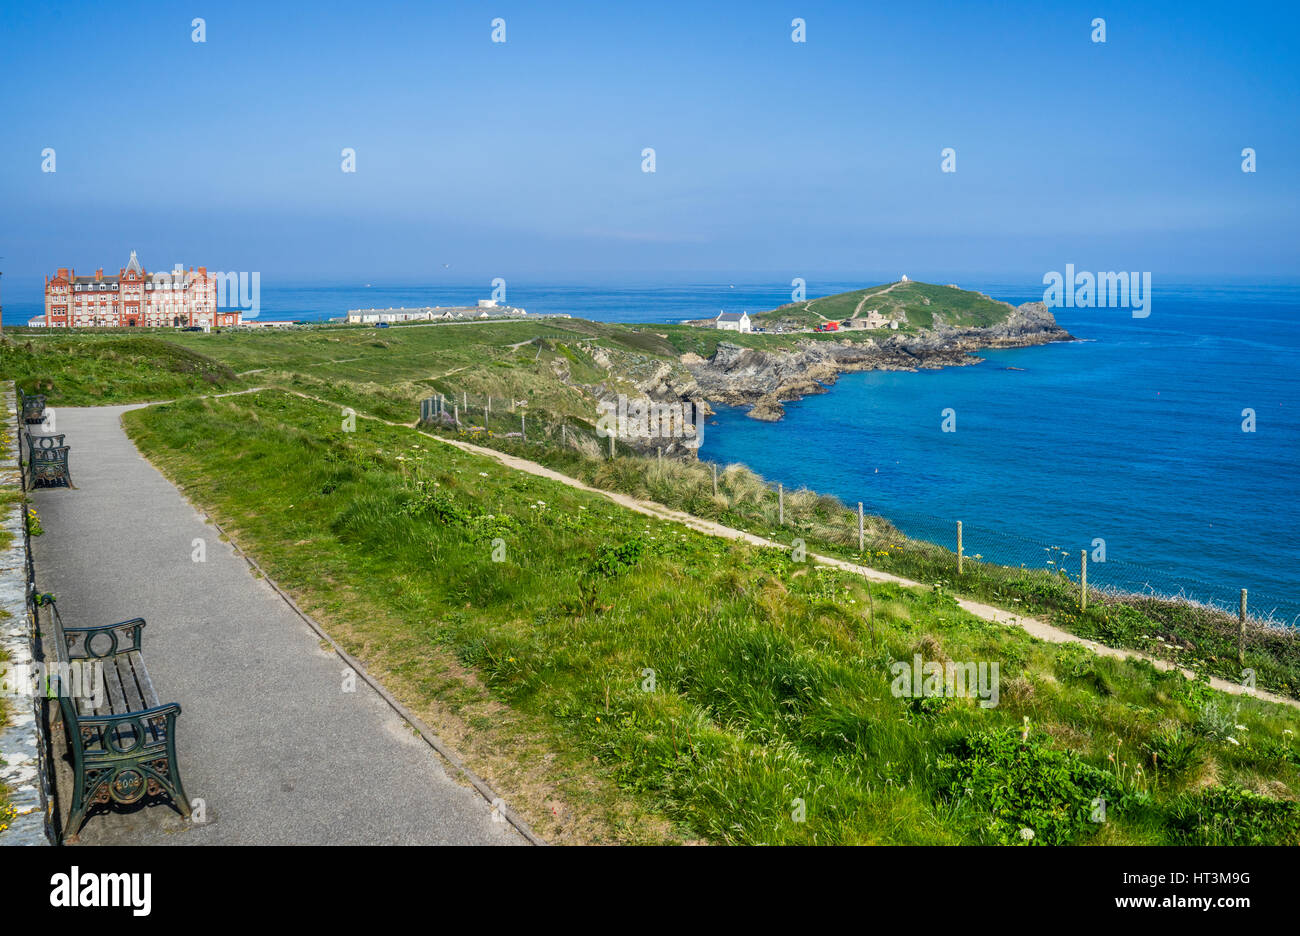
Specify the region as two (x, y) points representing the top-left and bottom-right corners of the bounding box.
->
(5, 322), (1300, 845)
(124, 389), (1300, 844)
(757, 280), (1025, 331)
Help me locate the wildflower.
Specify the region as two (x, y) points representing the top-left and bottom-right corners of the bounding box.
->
(1235, 724), (1248, 732)
(1226, 737), (1240, 746)
(1019, 828), (1034, 841)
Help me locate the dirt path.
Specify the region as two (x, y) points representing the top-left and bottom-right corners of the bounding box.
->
(248, 388), (1299, 715)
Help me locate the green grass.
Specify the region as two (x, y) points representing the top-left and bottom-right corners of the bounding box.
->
(0, 332), (239, 403)
(756, 281), (1016, 331)
(7, 323), (1294, 700)
(458, 440), (1300, 701)
(121, 389), (1300, 845)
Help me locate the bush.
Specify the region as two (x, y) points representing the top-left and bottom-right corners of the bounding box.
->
(939, 728), (1120, 845)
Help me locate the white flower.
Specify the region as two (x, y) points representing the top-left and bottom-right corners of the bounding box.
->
(479, 472), (488, 477)
(1226, 737), (1240, 746)
(1235, 724), (1248, 732)
(1019, 828), (1034, 841)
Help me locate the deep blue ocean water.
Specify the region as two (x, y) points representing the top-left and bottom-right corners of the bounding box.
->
(4, 277), (1296, 620)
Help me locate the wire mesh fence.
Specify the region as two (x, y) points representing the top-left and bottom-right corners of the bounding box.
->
(416, 388), (1296, 634)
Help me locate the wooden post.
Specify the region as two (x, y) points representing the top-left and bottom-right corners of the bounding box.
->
(658, 447), (662, 465)
(858, 502), (864, 552)
(453, 403), (459, 425)
(561, 425), (567, 446)
(712, 463), (717, 497)
(609, 434), (615, 459)
(1239, 589), (1248, 666)
(521, 414), (526, 442)
(463, 391), (467, 409)
(778, 484), (784, 525)
(487, 396), (491, 417)
(1080, 550), (1087, 610)
(956, 521), (963, 574)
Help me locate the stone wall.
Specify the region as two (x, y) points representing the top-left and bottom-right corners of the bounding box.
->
(0, 382), (52, 845)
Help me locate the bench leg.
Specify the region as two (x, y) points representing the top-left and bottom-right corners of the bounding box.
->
(169, 762), (192, 820)
(64, 763), (104, 844)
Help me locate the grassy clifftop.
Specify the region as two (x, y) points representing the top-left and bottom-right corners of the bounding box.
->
(6, 323), (1300, 845)
(758, 281), (1023, 330)
(124, 389), (1300, 845)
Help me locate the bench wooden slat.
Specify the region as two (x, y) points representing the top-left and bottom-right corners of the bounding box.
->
(129, 652), (161, 709)
(98, 655), (125, 716)
(115, 652), (145, 712)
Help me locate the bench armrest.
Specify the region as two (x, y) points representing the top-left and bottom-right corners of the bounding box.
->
(70, 703), (182, 756)
(75, 701), (180, 726)
(63, 618), (146, 658)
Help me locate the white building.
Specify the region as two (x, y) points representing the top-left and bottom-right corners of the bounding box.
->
(715, 311), (752, 333)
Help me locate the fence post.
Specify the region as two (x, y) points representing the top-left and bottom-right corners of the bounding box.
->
(561, 425), (566, 447)
(609, 434), (615, 459)
(463, 391), (467, 409)
(453, 403), (459, 425)
(1239, 589), (1248, 666)
(487, 396), (491, 417)
(956, 521), (963, 574)
(521, 414), (526, 442)
(1080, 549), (1087, 611)
(778, 484), (784, 525)
(858, 502), (864, 552)
(712, 463), (717, 496)
(658, 447), (662, 465)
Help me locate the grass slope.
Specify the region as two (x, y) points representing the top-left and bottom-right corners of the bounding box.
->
(123, 390), (1300, 845)
(758, 281), (1017, 330)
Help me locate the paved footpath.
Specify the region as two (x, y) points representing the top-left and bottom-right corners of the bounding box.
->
(31, 405), (522, 845)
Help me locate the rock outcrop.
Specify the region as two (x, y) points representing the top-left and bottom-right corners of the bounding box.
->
(684, 302), (1072, 420)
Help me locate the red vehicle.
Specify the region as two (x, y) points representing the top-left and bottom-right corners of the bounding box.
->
(815, 321), (839, 332)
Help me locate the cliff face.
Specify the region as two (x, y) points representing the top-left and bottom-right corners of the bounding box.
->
(685, 302), (1072, 421)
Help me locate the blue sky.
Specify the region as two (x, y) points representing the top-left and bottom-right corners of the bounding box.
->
(1, 0), (1297, 284)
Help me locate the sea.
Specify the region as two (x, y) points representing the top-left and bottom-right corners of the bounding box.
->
(4, 275), (1296, 621)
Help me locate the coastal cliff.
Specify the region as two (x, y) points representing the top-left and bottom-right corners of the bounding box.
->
(684, 300), (1072, 421)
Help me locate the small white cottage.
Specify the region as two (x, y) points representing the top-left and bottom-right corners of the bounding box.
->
(715, 311), (752, 333)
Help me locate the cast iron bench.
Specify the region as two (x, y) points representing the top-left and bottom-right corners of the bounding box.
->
(18, 388), (47, 425)
(24, 430), (73, 488)
(39, 594), (192, 842)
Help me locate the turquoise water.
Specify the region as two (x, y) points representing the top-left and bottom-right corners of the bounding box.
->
(5, 277), (1295, 619)
(698, 285), (1300, 622)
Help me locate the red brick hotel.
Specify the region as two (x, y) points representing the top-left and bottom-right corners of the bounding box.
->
(36, 251), (241, 328)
